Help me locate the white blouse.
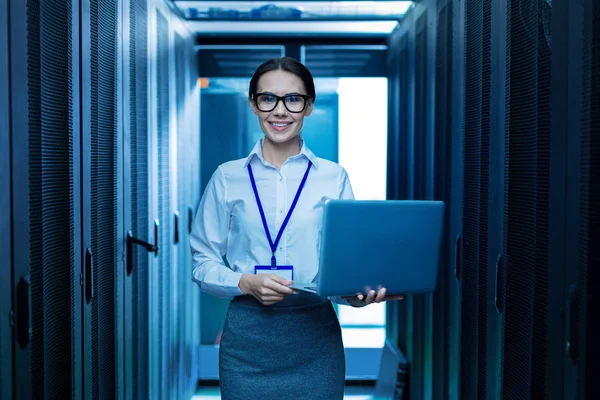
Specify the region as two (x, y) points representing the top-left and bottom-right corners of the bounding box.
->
(190, 138), (354, 304)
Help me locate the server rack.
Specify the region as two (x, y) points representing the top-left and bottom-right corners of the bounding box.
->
(9, 0), (83, 398)
(0, 0), (13, 398)
(6, 1), (200, 399)
(385, 0), (597, 398)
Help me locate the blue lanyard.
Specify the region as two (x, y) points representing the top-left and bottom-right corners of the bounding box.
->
(247, 161), (312, 267)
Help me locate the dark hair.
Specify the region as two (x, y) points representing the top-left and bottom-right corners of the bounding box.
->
(248, 57), (316, 102)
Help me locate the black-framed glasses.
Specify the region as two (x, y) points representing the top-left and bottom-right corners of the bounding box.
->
(252, 92), (312, 113)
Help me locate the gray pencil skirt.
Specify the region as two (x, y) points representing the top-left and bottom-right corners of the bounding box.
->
(218, 293), (346, 400)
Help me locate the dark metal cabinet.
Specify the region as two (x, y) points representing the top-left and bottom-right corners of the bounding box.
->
(4, 1), (200, 399)
(0, 0), (13, 398)
(385, 0), (597, 399)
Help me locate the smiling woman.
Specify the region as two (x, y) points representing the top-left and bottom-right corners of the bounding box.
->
(192, 57), (349, 400)
(190, 57), (401, 399)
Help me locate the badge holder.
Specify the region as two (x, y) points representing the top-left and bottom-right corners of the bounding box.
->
(254, 265), (294, 281)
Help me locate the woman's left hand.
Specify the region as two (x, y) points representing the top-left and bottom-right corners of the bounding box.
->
(342, 287), (404, 308)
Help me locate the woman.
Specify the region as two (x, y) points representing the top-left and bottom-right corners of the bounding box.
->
(190, 57), (402, 400)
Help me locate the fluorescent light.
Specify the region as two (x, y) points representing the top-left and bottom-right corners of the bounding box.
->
(174, 1), (413, 16)
(187, 20), (398, 35)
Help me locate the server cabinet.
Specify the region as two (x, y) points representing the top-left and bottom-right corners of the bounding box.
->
(386, 3), (439, 397)
(411, 8), (431, 400)
(122, 2), (199, 398)
(394, 32), (413, 378)
(460, 0), (492, 399)
(385, 21), (413, 396)
(386, 46), (401, 205)
(172, 13), (201, 400)
(487, 0), (507, 397)
(385, 40), (402, 348)
(500, 0), (554, 398)
(578, 0), (600, 396)
(147, 4), (174, 398)
(81, 0), (123, 398)
(188, 49), (202, 391)
(547, 0), (580, 398)
(390, 2), (447, 397)
(396, 36), (410, 203)
(173, 29), (186, 400)
(173, 25), (198, 400)
(9, 1), (83, 399)
(570, 0), (599, 397)
(125, 1), (199, 399)
(123, 0), (153, 398)
(0, 0), (13, 398)
(390, 32), (413, 366)
(447, 1), (465, 398)
(432, 1), (456, 399)
(170, 17), (197, 399)
(156, 9), (171, 399)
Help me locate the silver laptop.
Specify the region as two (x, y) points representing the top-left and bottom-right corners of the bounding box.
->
(291, 200), (445, 297)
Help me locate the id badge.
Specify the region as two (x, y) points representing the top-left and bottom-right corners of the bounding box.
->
(254, 265), (294, 281)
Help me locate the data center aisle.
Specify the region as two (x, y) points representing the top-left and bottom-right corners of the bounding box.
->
(192, 386), (386, 400)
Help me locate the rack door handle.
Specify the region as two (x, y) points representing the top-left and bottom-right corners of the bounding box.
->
(16, 274), (32, 349)
(567, 284), (579, 363)
(174, 211), (180, 244)
(454, 235), (462, 283)
(126, 225), (159, 275)
(188, 206), (194, 233)
(495, 254), (504, 314)
(85, 248), (94, 304)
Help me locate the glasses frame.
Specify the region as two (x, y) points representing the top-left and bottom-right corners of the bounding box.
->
(252, 92), (312, 113)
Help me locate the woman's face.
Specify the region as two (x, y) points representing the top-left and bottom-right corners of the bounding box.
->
(250, 69), (313, 146)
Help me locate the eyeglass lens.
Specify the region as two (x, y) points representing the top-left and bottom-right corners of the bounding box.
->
(256, 94), (306, 113)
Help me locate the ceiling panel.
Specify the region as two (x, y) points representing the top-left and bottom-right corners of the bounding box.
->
(174, 1), (412, 21)
(196, 45), (387, 77)
(197, 46), (285, 77)
(303, 45), (387, 76)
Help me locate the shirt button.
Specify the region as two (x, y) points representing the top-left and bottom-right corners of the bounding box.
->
(279, 177), (283, 182)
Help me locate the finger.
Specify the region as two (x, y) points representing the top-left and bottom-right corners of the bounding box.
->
(267, 275), (295, 294)
(375, 288), (387, 303)
(265, 278), (295, 295)
(256, 287), (282, 298)
(258, 293), (286, 303)
(269, 274), (292, 287)
(261, 295), (286, 303)
(356, 292), (364, 301)
(348, 297), (365, 307)
(365, 290), (377, 304)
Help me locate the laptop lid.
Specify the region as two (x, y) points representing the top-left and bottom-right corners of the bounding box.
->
(315, 200), (445, 297)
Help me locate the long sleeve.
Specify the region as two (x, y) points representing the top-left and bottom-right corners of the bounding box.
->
(329, 168), (363, 307)
(338, 167), (355, 200)
(190, 166), (244, 298)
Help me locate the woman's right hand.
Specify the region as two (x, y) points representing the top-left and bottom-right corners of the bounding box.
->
(238, 274), (295, 305)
